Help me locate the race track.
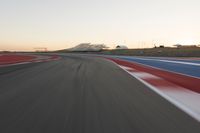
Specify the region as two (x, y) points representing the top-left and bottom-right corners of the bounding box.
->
(0, 54), (200, 133)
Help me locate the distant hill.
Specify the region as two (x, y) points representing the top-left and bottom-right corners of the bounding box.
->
(60, 43), (108, 52)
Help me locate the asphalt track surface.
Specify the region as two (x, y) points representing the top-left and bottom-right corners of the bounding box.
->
(0, 54), (200, 133)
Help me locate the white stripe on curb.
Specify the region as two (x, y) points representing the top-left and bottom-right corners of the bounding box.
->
(119, 64), (200, 122)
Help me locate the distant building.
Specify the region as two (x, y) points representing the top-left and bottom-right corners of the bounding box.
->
(173, 44), (182, 48)
(174, 44), (197, 48)
(34, 47), (48, 52)
(116, 45), (128, 49)
(159, 45), (165, 48)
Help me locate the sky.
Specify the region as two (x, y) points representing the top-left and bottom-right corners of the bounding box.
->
(0, 0), (200, 51)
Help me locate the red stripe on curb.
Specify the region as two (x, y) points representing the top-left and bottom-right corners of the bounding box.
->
(128, 69), (141, 72)
(143, 78), (181, 88)
(0, 55), (37, 65)
(107, 57), (200, 94)
(0, 54), (61, 67)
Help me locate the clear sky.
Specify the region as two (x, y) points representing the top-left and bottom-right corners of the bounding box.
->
(0, 0), (200, 51)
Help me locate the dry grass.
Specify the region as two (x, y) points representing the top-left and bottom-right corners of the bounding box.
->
(100, 47), (200, 57)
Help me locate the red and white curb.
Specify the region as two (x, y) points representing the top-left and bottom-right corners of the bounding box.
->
(108, 58), (200, 122)
(0, 55), (61, 67)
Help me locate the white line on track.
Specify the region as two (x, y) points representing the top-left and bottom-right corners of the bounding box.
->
(130, 72), (161, 79)
(158, 59), (200, 66)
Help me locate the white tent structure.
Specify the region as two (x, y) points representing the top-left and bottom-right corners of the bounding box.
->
(116, 45), (128, 49)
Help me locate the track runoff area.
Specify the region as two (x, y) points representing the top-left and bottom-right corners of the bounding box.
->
(0, 53), (200, 131)
(104, 55), (200, 122)
(1, 53), (200, 121)
(2, 53), (199, 122)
